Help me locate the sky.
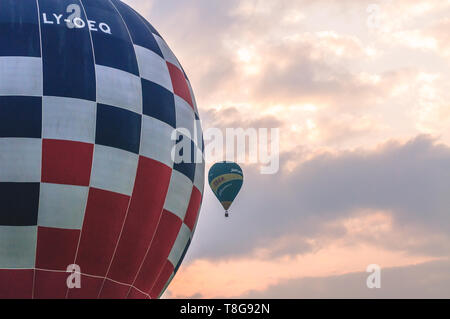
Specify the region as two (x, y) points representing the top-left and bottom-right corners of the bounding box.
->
(124, 0), (450, 298)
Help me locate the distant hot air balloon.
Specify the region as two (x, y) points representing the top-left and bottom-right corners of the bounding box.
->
(208, 162), (243, 217)
(0, 0), (204, 299)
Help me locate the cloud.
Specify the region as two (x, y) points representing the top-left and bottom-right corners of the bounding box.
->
(202, 106), (283, 131)
(189, 135), (450, 261)
(126, 0), (450, 150)
(426, 18), (450, 56)
(122, 0), (450, 299)
(126, 0), (382, 108)
(166, 199), (449, 298)
(241, 259), (450, 298)
(167, 243), (441, 298)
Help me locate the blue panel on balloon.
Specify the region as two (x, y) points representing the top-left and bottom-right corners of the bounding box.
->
(39, 0), (96, 101)
(174, 238), (191, 274)
(0, 96), (42, 138)
(142, 79), (176, 128)
(123, 2), (161, 38)
(174, 135), (196, 182)
(110, 0), (163, 58)
(0, 183), (40, 226)
(174, 161), (196, 182)
(83, 0), (139, 76)
(96, 103), (142, 154)
(0, 0), (41, 57)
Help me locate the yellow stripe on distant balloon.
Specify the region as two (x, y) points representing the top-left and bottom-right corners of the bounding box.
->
(209, 173), (243, 193)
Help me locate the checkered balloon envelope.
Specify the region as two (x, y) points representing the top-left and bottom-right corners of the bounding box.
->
(0, 0), (204, 299)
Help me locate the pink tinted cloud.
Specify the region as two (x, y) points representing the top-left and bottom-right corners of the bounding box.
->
(166, 210), (442, 298)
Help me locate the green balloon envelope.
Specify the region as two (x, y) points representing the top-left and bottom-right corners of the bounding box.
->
(208, 162), (243, 211)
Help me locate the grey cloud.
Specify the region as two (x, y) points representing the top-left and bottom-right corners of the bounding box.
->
(186, 135), (450, 261)
(241, 259), (450, 298)
(252, 41), (376, 106)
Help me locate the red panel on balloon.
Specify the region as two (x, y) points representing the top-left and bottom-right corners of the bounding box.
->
(167, 62), (193, 109)
(127, 287), (148, 299)
(107, 157), (172, 284)
(41, 139), (94, 186)
(98, 279), (130, 299)
(133, 210), (182, 293)
(35, 226), (79, 271)
(0, 269), (33, 299)
(150, 260), (174, 299)
(75, 188), (130, 277)
(66, 274), (104, 299)
(184, 186), (202, 231)
(34, 270), (68, 299)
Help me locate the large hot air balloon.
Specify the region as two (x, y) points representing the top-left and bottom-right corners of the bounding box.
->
(208, 162), (243, 217)
(0, 0), (204, 299)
